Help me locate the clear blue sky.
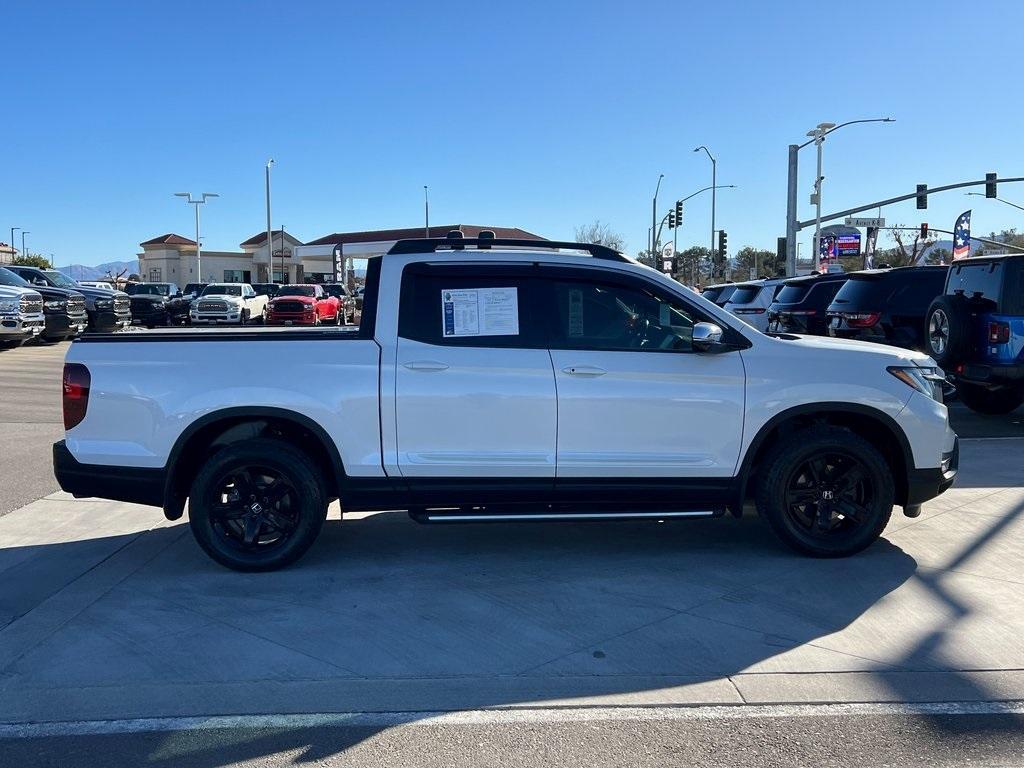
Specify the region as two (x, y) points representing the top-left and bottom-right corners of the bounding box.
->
(3, 0), (1022, 266)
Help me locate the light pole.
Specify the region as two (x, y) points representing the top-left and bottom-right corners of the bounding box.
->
(424, 185), (430, 237)
(651, 174), (664, 257)
(966, 191), (1024, 214)
(174, 192), (219, 282)
(694, 146), (717, 270)
(265, 159), (274, 282)
(806, 122), (835, 271)
(20, 231), (29, 260)
(785, 117), (894, 275)
(10, 227), (19, 258)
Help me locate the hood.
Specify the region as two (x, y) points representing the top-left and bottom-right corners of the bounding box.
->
(128, 293), (167, 305)
(775, 333), (933, 366)
(271, 295), (315, 304)
(30, 285), (84, 302)
(199, 293), (245, 301)
(0, 285), (42, 300)
(69, 285), (127, 300)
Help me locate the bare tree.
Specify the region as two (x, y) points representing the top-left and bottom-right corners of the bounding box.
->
(574, 220), (626, 251)
(885, 224), (935, 267)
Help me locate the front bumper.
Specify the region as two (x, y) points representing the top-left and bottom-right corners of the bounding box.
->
(90, 309), (132, 333)
(191, 314), (242, 324)
(131, 306), (169, 326)
(906, 438), (959, 506)
(53, 440), (165, 507)
(42, 312), (89, 339)
(0, 314), (45, 339)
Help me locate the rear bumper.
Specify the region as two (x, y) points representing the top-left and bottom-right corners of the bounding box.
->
(53, 440), (165, 508)
(956, 363), (1024, 386)
(906, 438), (958, 506)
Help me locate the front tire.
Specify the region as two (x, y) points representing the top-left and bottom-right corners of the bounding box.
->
(755, 426), (894, 557)
(958, 382), (1024, 415)
(188, 438), (328, 571)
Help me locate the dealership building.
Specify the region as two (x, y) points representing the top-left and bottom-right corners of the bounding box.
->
(138, 225), (544, 285)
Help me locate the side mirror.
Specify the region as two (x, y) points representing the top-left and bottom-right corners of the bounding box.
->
(692, 322), (728, 353)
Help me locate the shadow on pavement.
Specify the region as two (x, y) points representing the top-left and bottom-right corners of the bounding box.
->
(1, 496), (1022, 764)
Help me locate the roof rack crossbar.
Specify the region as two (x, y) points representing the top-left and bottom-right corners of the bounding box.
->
(386, 237), (630, 262)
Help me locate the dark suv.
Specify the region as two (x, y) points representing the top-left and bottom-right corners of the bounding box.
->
(6, 265), (130, 332)
(924, 255), (1024, 414)
(826, 266), (948, 351)
(125, 282), (189, 327)
(701, 283), (738, 307)
(767, 272), (850, 335)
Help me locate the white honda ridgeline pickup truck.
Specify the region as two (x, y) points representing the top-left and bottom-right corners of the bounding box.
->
(54, 234), (957, 571)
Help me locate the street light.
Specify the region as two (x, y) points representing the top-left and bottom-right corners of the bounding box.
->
(693, 147), (718, 266)
(966, 191), (1024, 214)
(805, 122), (835, 272)
(785, 117), (894, 275)
(651, 174), (664, 256)
(174, 192), (219, 282)
(20, 231), (29, 260)
(10, 227), (19, 259)
(265, 159), (274, 283)
(424, 185), (430, 237)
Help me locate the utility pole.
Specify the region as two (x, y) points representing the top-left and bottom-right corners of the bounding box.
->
(10, 227), (19, 259)
(651, 174), (664, 257)
(424, 185), (430, 237)
(266, 159), (274, 282)
(21, 231), (29, 260)
(694, 146), (717, 272)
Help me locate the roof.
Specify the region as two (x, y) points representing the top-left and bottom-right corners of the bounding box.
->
(140, 233), (197, 246)
(783, 272), (851, 285)
(239, 229), (304, 247)
(306, 225), (545, 247)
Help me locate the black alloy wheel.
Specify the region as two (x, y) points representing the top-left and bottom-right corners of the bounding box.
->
(188, 438), (328, 571)
(756, 426), (894, 557)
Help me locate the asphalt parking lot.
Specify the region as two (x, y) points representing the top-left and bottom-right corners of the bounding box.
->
(1, 339), (1024, 766)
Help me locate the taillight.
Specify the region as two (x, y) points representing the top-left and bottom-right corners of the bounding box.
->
(988, 321), (1010, 344)
(843, 312), (881, 328)
(62, 363), (90, 430)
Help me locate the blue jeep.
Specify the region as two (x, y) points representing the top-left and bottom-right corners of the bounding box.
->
(925, 254), (1024, 414)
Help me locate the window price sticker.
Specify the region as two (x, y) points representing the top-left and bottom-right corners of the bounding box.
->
(442, 287), (519, 337)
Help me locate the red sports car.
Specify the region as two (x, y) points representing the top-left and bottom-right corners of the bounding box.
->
(266, 284), (341, 326)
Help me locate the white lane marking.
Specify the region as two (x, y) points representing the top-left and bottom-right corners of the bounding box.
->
(2, 701), (1024, 738)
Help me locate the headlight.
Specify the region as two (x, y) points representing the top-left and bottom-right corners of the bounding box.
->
(0, 300), (17, 313)
(44, 300), (67, 311)
(95, 299), (114, 309)
(888, 366), (944, 401)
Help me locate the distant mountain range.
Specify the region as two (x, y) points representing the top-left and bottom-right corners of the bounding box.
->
(56, 261), (139, 281)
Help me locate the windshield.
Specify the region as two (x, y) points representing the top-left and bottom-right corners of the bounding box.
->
(0, 267), (31, 287)
(278, 286), (316, 297)
(126, 284), (169, 296)
(41, 270), (80, 289)
(202, 285), (241, 297)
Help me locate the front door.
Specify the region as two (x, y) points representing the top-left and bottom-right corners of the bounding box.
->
(542, 268), (746, 487)
(394, 264), (556, 501)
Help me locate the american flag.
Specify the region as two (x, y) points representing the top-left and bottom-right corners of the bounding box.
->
(952, 210), (972, 260)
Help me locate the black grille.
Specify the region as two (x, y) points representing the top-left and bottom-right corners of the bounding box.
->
(273, 301), (309, 313)
(68, 296), (86, 315)
(197, 300), (226, 313)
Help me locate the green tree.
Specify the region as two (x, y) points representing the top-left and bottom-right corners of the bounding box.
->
(12, 252), (52, 268)
(675, 246), (712, 285)
(732, 246), (779, 279)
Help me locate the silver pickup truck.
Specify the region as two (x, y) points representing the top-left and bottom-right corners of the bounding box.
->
(0, 269), (45, 347)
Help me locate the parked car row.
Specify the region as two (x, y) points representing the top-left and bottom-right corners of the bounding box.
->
(704, 254), (1024, 414)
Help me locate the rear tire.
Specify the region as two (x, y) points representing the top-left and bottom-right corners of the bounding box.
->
(188, 438), (328, 571)
(958, 382), (1024, 415)
(925, 295), (971, 368)
(755, 426), (894, 557)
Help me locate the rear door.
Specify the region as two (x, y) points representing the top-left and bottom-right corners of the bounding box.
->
(541, 266), (746, 484)
(394, 263), (557, 488)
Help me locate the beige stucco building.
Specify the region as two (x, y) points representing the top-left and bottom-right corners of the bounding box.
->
(138, 225), (543, 286)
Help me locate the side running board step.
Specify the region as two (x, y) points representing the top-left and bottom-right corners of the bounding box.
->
(417, 510), (718, 523)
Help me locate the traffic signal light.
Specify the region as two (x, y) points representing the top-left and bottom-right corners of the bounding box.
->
(920, 223), (928, 239)
(667, 211), (676, 229)
(986, 172), (997, 198)
(916, 184), (928, 210)
(718, 230), (728, 254)
(674, 200), (683, 224)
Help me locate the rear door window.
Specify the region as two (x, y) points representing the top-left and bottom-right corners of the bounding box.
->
(773, 283), (810, 304)
(829, 277), (887, 310)
(399, 264), (544, 348)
